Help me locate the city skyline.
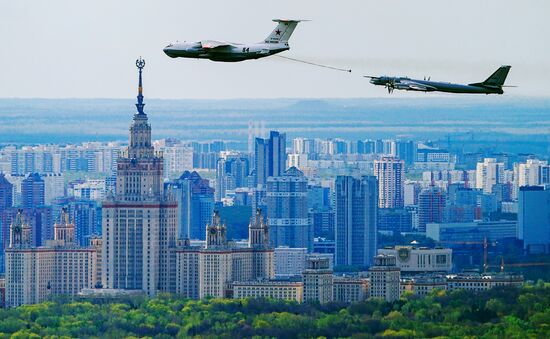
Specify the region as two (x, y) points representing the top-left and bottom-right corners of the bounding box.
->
(1, 2), (549, 338)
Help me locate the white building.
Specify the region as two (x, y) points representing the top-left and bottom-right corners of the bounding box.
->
(43, 173), (65, 204)
(476, 158), (505, 194)
(70, 179), (106, 201)
(163, 144), (193, 177)
(378, 246), (452, 273)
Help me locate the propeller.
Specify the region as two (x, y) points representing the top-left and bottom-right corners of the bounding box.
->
(386, 78), (395, 94)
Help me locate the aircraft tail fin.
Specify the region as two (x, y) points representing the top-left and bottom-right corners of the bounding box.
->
(265, 19), (304, 44)
(470, 66), (511, 87)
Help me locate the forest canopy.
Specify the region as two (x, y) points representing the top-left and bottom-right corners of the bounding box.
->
(0, 282), (549, 338)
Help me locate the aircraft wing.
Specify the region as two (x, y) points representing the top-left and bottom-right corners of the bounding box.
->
(200, 40), (235, 49)
(401, 80), (437, 92)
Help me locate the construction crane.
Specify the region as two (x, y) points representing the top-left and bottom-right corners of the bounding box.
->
(487, 257), (550, 273)
(440, 237), (493, 273)
(442, 238), (550, 273)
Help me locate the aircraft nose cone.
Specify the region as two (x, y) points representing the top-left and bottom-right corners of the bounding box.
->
(163, 47), (176, 58)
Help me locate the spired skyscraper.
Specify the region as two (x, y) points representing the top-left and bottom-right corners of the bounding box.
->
(102, 59), (178, 296)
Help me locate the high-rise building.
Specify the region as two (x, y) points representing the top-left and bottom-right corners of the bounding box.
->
(335, 176), (377, 267)
(162, 143), (193, 177)
(515, 160), (550, 195)
(267, 167), (312, 251)
(418, 186), (446, 233)
(310, 208), (335, 239)
(374, 157), (404, 208)
(254, 131), (286, 186)
(518, 186), (550, 254)
(378, 208), (412, 234)
(445, 184), (479, 223)
(368, 255), (401, 302)
(0, 174), (13, 212)
(396, 140), (417, 166)
(165, 171), (214, 240)
(216, 153), (250, 201)
(102, 59), (178, 296)
(21, 173), (45, 209)
(476, 158), (505, 194)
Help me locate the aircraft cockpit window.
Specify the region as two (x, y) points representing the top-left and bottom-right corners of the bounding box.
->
(166, 43), (173, 48)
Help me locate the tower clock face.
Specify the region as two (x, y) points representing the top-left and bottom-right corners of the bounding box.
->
(210, 228), (217, 235)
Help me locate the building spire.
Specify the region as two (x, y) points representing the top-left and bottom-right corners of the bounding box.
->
(135, 57), (146, 115)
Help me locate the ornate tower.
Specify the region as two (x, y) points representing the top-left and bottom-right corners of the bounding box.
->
(54, 208), (75, 245)
(115, 58), (163, 202)
(249, 208), (269, 248)
(206, 210), (227, 248)
(9, 210), (31, 248)
(102, 58), (178, 296)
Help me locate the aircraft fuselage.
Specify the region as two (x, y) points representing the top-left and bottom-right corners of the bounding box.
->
(163, 42), (290, 62)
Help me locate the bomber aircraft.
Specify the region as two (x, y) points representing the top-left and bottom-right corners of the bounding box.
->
(365, 66), (512, 94)
(163, 19), (304, 62)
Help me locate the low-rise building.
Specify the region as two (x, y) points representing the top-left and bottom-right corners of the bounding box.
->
(6, 209), (97, 307)
(426, 221), (518, 243)
(401, 276), (447, 296)
(446, 273), (524, 292)
(378, 246), (452, 273)
(233, 280), (303, 302)
(332, 276), (369, 303)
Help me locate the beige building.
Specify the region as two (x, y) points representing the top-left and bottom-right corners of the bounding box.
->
(378, 246), (452, 273)
(176, 209), (274, 299)
(446, 273), (524, 292)
(368, 255), (401, 302)
(303, 256), (333, 303)
(102, 62), (178, 296)
(89, 236), (103, 288)
(233, 280), (303, 302)
(6, 209), (97, 307)
(401, 276), (447, 297)
(332, 276), (369, 303)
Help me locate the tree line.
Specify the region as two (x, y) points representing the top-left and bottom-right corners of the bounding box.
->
(0, 281), (548, 338)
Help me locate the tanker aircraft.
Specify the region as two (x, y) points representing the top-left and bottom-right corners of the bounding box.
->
(163, 19), (304, 62)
